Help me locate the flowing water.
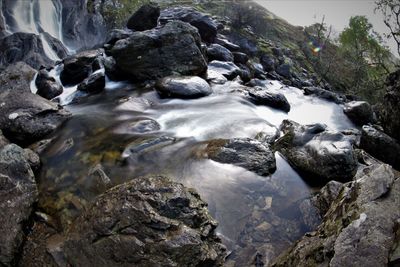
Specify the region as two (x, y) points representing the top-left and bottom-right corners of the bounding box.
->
(36, 78), (356, 265)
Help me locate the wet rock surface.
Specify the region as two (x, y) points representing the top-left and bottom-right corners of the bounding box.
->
(208, 60), (241, 80)
(275, 120), (358, 183)
(35, 69), (63, 100)
(343, 101), (374, 125)
(272, 162), (400, 267)
(0, 144), (38, 266)
(205, 138), (276, 176)
(126, 3), (160, 31)
(77, 71), (106, 94)
(60, 175), (226, 266)
(246, 86), (291, 112)
(303, 86), (343, 104)
(155, 76), (212, 99)
(160, 7), (218, 43)
(360, 125), (400, 170)
(207, 43), (234, 62)
(109, 21), (207, 81)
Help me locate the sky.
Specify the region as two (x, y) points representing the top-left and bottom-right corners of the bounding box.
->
(253, 0), (398, 55)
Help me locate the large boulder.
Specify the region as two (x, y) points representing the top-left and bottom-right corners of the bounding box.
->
(343, 101), (374, 125)
(0, 62), (36, 91)
(0, 32), (54, 70)
(0, 144), (38, 265)
(35, 69), (63, 100)
(0, 89), (71, 146)
(60, 175), (226, 266)
(208, 60), (241, 80)
(272, 162), (400, 267)
(204, 138), (276, 176)
(247, 86), (291, 112)
(160, 7), (218, 43)
(207, 44), (234, 62)
(126, 3), (160, 31)
(109, 21), (207, 81)
(155, 76), (212, 99)
(275, 120), (358, 183)
(360, 125), (400, 170)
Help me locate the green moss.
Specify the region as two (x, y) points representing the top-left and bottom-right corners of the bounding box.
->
(101, 0), (151, 29)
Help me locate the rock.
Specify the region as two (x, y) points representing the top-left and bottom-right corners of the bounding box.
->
(60, 49), (104, 86)
(214, 36), (241, 51)
(114, 118), (160, 135)
(0, 89), (71, 146)
(77, 71), (106, 94)
(343, 101), (374, 125)
(0, 144), (38, 265)
(35, 69), (63, 99)
(208, 60), (241, 80)
(109, 21), (207, 81)
(249, 61), (266, 79)
(105, 29), (133, 46)
(23, 148), (41, 172)
(379, 69), (400, 141)
(155, 76), (212, 99)
(0, 130), (9, 148)
(272, 163), (400, 267)
(41, 32), (69, 59)
(275, 120), (358, 183)
(126, 3), (160, 31)
(233, 52), (248, 64)
(303, 86), (343, 104)
(276, 63), (291, 79)
(60, 175), (226, 266)
(204, 138), (276, 176)
(160, 7), (218, 43)
(360, 125), (400, 170)
(260, 55), (276, 72)
(207, 44), (234, 62)
(0, 62), (36, 91)
(246, 86), (291, 112)
(0, 32), (54, 70)
(122, 136), (176, 159)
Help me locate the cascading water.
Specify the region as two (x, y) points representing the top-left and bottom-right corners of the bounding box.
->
(4, 0), (65, 60)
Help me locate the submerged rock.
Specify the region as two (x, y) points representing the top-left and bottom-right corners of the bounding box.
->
(272, 163), (400, 267)
(155, 76), (212, 99)
(246, 86), (291, 112)
(35, 68), (63, 99)
(275, 120), (357, 183)
(205, 138), (276, 176)
(126, 3), (160, 31)
(360, 125), (400, 170)
(207, 44), (234, 62)
(160, 7), (218, 43)
(343, 101), (374, 125)
(61, 175), (226, 266)
(109, 21), (207, 81)
(0, 144), (38, 265)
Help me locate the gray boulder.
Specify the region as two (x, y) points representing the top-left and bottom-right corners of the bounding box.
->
(303, 86), (343, 104)
(343, 101), (374, 125)
(160, 7), (218, 43)
(155, 76), (212, 99)
(360, 125), (400, 170)
(126, 3), (160, 31)
(272, 162), (400, 267)
(275, 120), (358, 183)
(214, 36), (241, 51)
(109, 21), (207, 81)
(35, 69), (63, 99)
(207, 44), (234, 62)
(77, 71), (106, 94)
(61, 175), (226, 266)
(233, 52), (248, 64)
(204, 138), (276, 176)
(0, 62), (36, 91)
(276, 63), (291, 79)
(247, 86), (291, 112)
(0, 144), (38, 265)
(208, 60), (241, 80)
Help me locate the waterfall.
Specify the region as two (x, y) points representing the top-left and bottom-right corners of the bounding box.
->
(5, 0), (66, 60)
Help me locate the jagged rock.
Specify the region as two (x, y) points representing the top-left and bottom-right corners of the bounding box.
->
(246, 86), (291, 112)
(60, 49), (104, 86)
(275, 120), (358, 183)
(160, 7), (218, 43)
(204, 138), (276, 176)
(35, 69), (63, 99)
(109, 21), (207, 81)
(126, 3), (160, 31)
(0, 62), (36, 91)
(233, 52), (248, 64)
(360, 125), (400, 170)
(379, 69), (400, 141)
(60, 176), (226, 266)
(0, 144), (38, 265)
(207, 44), (234, 62)
(0, 89), (71, 146)
(272, 163), (400, 267)
(303, 86), (343, 104)
(343, 101), (374, 125)
(155, 76), (212, 99)
(0, 32), (53, 70)
(311, 180), (343, 216)
(77, 71), (106, 94)
(208, 60), (241, 80)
